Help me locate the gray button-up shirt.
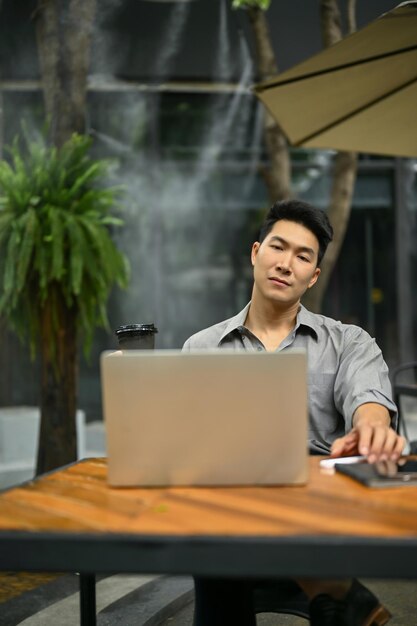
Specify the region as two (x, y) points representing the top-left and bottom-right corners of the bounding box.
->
(182, 303), (397, 454)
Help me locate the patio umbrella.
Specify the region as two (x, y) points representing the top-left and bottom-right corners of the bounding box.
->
(254, 1), (417, 158)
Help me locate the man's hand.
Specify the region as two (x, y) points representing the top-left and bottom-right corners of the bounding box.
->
(330, 403), (405, 462)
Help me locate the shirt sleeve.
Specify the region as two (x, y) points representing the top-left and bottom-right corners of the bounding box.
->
(333, 325), (398, 432)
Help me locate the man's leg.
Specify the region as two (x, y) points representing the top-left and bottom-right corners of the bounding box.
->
(193, 577), (391, 626)
(193, 577), (256, 626)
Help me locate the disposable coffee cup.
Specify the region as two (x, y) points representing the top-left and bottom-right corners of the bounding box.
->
(115, 324), (158, 350)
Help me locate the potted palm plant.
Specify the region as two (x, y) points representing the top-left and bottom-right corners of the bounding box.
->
(0, 132), (129, 474)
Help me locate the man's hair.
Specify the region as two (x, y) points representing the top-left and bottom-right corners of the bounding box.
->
(258, 199), (333, 266)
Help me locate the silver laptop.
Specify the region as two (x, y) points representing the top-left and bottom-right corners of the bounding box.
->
(100, 350), (308, 487)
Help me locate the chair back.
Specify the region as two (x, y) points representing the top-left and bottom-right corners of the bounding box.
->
(391, 362), (417, 451)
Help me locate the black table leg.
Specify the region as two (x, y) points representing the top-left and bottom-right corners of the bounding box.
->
(79, 573), (96, 626)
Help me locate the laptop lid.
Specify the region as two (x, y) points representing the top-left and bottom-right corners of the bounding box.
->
(100, 349), (308, 487)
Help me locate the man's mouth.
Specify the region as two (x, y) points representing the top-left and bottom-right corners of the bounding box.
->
(269, 277), (291, 287)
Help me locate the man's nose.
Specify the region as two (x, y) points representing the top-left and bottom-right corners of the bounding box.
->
(276, 255), (292, 273)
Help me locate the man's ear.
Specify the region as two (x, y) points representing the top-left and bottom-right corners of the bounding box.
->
(251, 242), (260, 266)
(308, 267), (321, 289)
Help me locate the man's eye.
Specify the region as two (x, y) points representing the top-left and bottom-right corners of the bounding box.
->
(298, 256), (309, 262)
(271, 245), (283, 250)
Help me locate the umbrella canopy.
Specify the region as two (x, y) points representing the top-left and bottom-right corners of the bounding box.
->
(254, 1), (417, 158)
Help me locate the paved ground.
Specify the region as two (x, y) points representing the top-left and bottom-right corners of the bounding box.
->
(1, 574), (417, 625)
(159, 580), (417, 626)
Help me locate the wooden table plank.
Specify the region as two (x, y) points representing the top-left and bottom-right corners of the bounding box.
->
(1, 458), (417, 580)
(1, 457), (417, 538)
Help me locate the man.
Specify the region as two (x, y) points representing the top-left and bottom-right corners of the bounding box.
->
(183, 200), (405, 626)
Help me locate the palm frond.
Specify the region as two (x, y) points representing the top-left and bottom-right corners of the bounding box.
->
(49, 207), (65, 281)
(16, 208), (38, 293)
(1, 228), (21, 310)
(0, 211), (14, 248)
(0, 131), (130, 362)
(65, 213), (86, 297)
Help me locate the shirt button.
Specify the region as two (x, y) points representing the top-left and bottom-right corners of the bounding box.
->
(257, 346), (262, 351)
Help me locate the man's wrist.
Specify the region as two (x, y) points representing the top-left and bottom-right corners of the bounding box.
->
(354, 416), (390, 429)
(352, 403), (391, 429)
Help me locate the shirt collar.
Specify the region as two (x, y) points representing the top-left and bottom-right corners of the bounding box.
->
(296, 304), (319, 339)
(218, 302), (318, 345)
(218, 302), (251, 345)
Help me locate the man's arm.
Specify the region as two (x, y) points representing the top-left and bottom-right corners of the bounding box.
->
(330, 402), (405, 462)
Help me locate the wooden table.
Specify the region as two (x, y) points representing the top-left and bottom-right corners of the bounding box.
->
(1, 457), (417, 624)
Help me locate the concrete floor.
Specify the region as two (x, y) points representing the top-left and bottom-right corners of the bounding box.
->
(160, 579), (417, 625)
(1, 575), (417, 626)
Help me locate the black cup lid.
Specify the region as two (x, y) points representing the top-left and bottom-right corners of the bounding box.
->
(115, 324), (158, 337)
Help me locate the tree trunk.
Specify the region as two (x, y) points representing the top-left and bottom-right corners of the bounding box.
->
(37, 287), (78, 474)
(346, 0), (357, 35)
(246, 7), (291, 202)
(302, 0), (358, 312)
(245, 2), (358, 314)
(0, 318), (12, 406)
(244, 0), (359, 313)
(302, 151), (358, 311)
(34, 0), (95, 472)
(35, 0), (97, 147)
(320, 0), (343, 47)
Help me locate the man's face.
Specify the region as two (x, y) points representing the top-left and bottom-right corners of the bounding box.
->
(251, 219), (321, 305)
